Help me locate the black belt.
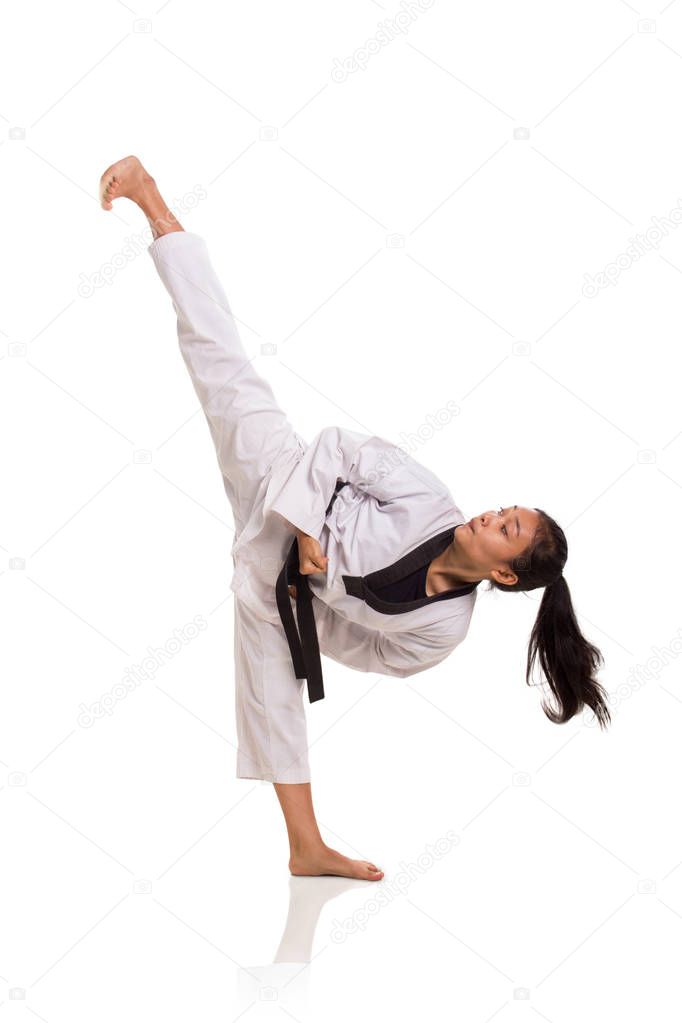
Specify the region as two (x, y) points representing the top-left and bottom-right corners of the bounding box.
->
(275, 480), (349, 704)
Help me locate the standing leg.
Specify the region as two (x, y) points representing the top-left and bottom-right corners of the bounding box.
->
(274, 783), (384, 880)
(233, 596), (311, 785)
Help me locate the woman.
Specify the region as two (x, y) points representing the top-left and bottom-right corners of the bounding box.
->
(99, 156), (610, 882)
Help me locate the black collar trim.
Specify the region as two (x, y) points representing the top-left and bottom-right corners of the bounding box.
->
(342, 524), (478, 614)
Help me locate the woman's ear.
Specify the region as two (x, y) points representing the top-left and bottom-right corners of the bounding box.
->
(491, 567), (518, 587)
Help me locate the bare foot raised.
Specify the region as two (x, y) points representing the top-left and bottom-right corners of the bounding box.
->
(98, 155), (183, 239)
(289, 844), (384, 881)
(98, 154), (155, 210)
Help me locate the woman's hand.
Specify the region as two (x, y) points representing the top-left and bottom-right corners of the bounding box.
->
(288, 529), (329, 600)
(296, 529), (329, 575)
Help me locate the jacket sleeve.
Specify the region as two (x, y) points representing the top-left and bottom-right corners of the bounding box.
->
(313, 599), (461, 679)
(267, 424), (448, 541)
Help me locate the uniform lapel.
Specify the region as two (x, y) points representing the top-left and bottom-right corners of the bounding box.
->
(342, 524), (478, 614)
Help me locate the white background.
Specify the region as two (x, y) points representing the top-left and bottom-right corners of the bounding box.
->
(1, 0), (681, 1019)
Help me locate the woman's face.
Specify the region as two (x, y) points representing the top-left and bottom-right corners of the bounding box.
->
(458, 505), (540, 578)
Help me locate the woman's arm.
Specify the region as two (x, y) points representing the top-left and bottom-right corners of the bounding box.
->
(313, 598), (464, 679)
(268, 425), (448, 541)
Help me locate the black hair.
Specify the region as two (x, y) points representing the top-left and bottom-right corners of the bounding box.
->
(486, 508), (610, 729)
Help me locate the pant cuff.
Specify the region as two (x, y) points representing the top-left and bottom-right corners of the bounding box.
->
(237, 751), (310, 784)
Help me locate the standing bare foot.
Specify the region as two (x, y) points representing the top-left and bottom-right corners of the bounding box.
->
(289, 843), (384, 881)
(98, 154), (183, 240)
(273, 782), (382, 882)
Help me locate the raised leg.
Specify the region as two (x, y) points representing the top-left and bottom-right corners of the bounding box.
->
(99, 155), (304, 533)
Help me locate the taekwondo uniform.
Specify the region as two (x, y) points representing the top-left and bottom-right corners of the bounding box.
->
(148, 231), (479, 785)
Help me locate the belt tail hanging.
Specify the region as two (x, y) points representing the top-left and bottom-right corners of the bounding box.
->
(275, 536), (325, 703)
(295, 573), (325, 702)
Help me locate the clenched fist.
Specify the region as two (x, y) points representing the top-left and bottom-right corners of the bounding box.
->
(297, 529), (329, 575)
(287, 529), (329, 600)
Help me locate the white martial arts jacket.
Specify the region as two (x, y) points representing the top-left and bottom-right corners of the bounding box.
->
(231, 426), (479, 702)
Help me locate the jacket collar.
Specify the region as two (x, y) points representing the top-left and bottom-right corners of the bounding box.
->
(342, 524), (479, 614)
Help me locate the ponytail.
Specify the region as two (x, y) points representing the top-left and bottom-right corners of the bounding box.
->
(527, 573), (610, 728)
(488, 508), (610, 729)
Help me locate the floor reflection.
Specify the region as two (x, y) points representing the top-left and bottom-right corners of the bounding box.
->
(237, 874), (373, 1015)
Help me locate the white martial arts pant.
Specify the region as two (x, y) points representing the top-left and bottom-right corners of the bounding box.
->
(148, 230), (312, 784)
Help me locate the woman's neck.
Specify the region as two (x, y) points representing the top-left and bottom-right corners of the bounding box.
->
(430, 539), (482, 589)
